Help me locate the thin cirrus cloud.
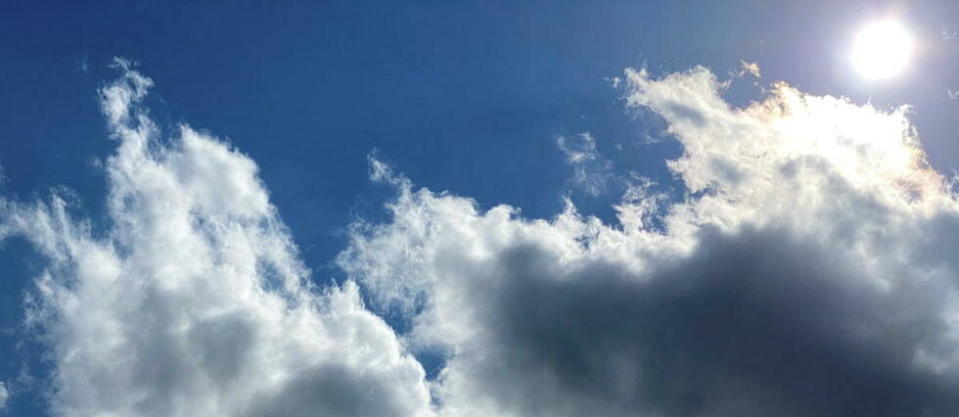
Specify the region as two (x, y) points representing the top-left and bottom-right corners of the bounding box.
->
(3, 59), (959, 417)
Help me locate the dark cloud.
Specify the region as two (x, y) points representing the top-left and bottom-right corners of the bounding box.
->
(4, 59), (959, 416)
(244, 365), (412, 417)
(478, 226), (958, 416)
(342, 66), (959, 417)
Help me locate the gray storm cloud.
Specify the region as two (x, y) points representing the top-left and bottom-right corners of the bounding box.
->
(3, 62), (959, 417)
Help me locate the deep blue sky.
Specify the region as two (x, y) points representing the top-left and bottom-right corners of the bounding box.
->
(1, 1), (958, 415)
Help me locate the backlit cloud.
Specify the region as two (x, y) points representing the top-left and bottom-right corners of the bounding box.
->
(340, 66), (959, 417)
(4, 61), (959, 417)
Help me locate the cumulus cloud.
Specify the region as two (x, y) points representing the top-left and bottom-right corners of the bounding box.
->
(340, 66), (959, 416)
(0, 381), (7, 410)
(7, 58), (959, 417)
(1, 60), (434, 417)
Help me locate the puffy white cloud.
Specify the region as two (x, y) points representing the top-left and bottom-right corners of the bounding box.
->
(1, 61), (434, 417)
(340, 66), (959, 416)
(0, 381), (8, 410)
(7, 58), (959, 417)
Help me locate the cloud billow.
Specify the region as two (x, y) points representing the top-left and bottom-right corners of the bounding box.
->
(4, 61), (959, 416)
(0, 61), (433, 417)
(341, 67), (959, 416)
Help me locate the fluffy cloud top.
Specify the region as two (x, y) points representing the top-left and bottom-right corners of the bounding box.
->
(0, 61), (433, 417)
(5, 60), (959, 417)
(340, 67), (959, 416)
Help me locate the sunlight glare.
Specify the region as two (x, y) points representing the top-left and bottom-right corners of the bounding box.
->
(851, 20), (913, 80)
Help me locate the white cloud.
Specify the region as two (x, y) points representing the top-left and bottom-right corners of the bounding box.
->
(1, 61), (434, 417)
(7, 58), (959, 417)
(340, 67), (959, 416)
(555, 133), (665, 221)
(736, 60), (761, 78)
(556, 132), (614, 196)
(0, 381), (8, 410)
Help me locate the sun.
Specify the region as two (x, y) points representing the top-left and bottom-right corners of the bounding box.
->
(851, 20), (914, 80)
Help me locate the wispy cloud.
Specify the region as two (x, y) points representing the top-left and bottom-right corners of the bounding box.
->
(943, 25), (958, 42)
(0, 381), (8, 410)
(736, 60), (761, 78)
(555, 132), (614, 196)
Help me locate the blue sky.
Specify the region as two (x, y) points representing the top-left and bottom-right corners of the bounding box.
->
(3, 1), (959, 416)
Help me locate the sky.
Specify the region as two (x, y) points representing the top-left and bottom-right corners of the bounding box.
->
(2, 1), (959, 416)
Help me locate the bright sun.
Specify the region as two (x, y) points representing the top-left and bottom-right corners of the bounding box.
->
(851, 20), (914, 80)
